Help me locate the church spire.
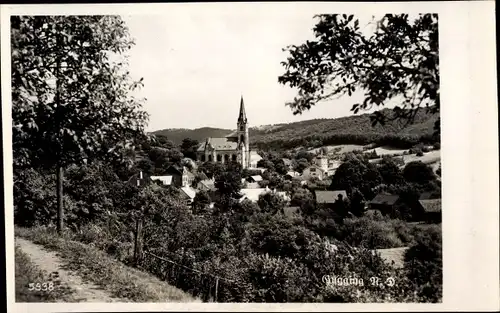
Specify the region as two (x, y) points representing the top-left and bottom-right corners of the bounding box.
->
(238, 95), (247, 123)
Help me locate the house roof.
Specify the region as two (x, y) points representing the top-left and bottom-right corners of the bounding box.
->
(282, 158), (292, 166)
(315, 190), (348, 203)
(150, 175), (173, 186)
(285, 171), (300, 177)
(198, 179), (216, 190)
(370, 193), (400, 205)
(372, 247), (409, 269)
(250, 151), (262, 162)
(419, 199), (442, 213)
(250, 175), (263, 182)
(197, 137), (239, 152)
(239, 188), (268, 202)
(419, 192), (439, 200)
(306, 164), (326, 172)
(276, 191), (291, 201)
(126, 172), (151, 187)
(283, 206), (301, 217)
(245, 182), (260, 189)
(180, 186), (197, 200)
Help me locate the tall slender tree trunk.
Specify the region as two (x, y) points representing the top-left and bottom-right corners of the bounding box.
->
(56, 164), (64, 233)
(55, 38), (64, 234)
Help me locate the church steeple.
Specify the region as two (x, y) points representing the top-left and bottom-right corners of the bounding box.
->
(238, 95), (247, 123)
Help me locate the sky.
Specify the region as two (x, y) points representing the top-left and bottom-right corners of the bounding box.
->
(121, 12), (382, 132)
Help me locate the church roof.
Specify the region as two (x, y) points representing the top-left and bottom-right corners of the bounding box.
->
(238, 95), (247, 123)
(197, 137), (239, 151)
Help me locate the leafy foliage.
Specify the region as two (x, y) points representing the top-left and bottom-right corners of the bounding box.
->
(278, 14), (439, 133)
(330, 154), (382, 199)
(11, 16), (148, 169)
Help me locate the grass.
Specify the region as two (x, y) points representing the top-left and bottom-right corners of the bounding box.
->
(15, 245), (75, 302)
(15, 226), (199, 303)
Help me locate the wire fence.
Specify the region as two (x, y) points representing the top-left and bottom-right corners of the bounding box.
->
(139, 250), (238, 302)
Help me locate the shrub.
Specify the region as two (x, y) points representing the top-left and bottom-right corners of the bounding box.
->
(14, 168), (57, 227)
(337, 217), (405, 249)
(404, 227), (442, 302)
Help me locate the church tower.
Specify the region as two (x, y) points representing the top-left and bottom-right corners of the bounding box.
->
(237, 96), (250, 168)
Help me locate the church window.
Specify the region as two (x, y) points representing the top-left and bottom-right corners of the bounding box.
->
(217, 155), (222, 162)
(224, 154), (229, 162)
(240, 125), (244, 131)
(208, 155), (213, 162)
(232, 154), (237, 161)
(240, 135), (244, 143)
(201, 155), (206, 162)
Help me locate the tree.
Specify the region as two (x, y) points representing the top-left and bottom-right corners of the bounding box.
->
(294, 158), (310, 173)
(377, 157), (405, 185)
(11, 16), (148, 232)
(403, 161), (435, 184)
(278, 14), (439, 134)
(349, 188), (366, 217)
(404, 227), (442, 302)
(180, 138), (199, 160)
(257, 159), (275, 171)
(214, 163), (243, 199)
(198, 161), (224, 179)
(192, 190), (212, 215)
(257, 192), (287, 214)
(330, 155), (382, 199)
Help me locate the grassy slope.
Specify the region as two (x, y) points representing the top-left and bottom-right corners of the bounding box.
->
(15, 227), (198, 303)
(15, 245), (75, 302)
(249, 109), (438, 145)
(151, 109), (438, 147)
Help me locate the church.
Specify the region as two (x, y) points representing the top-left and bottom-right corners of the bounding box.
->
(196, 96), (256, 169)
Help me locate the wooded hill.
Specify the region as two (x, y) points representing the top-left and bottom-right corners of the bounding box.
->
(152, 108), (439, 151)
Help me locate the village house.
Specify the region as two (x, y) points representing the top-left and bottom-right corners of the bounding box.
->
(249, 152), (263, 168)
(238, 187), (290, 203)
(314, 157), (329, 172)
(196, 178), (216, 192)
(150, 175), (173, 186)
(238, 187), (269, 203)
(302, 164), (327, 180)
(245, 182), (261, 189)
(179, 185), (197, 203)
(282, 206), (301, 219)
(247, 175), (263, 183)
(417, 199), (442, 223)
(164, 165), (194, 187)
(368, 193), (401, 216)
(126, 171), (151, 188)
(282, 158), (293, 170)
(284, 171), (301, 180)
(314, 190), (349, 219)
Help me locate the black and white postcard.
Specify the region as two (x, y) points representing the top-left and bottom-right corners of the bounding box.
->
(1, 1), (498, 312)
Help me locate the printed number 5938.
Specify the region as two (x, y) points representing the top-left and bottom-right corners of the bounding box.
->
(28, 282), (54, 292)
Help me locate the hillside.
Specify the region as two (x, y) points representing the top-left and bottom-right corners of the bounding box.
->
(151, 127), (233, 144)
(151, 109), (439, 150)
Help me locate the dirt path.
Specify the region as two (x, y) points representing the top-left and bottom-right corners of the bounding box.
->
(15, 237), (124, 303)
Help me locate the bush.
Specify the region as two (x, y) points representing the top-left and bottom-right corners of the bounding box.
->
(404, 227), (442, 302)
(337, 217), (405, 249)
(14, 168), (57, 227)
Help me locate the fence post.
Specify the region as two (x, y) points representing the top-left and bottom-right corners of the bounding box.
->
(133, 207), (144, 267)
(214, 277), (219, 303)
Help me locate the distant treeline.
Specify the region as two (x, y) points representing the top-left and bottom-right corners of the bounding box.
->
(252, 133), (437, 151)
(152, 108), (440, 151)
